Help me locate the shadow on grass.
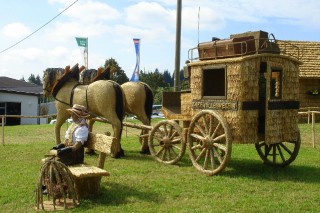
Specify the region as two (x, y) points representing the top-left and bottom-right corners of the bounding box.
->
(80, 182), (163, 207)
(223, 158), (320, 183)
(116, 150), (158, 162)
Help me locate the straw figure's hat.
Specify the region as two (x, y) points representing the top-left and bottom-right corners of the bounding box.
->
(66, 104), (90, 118)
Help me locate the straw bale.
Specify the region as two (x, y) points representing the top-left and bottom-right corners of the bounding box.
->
(68, 164), (110, 178)
(86, 133), (114, 154)
(181, 92), (192, 116)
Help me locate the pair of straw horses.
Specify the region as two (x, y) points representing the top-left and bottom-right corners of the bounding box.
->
(42, 64), (153, 158)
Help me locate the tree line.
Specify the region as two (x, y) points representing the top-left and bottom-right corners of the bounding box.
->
(22, 58), (189, 104)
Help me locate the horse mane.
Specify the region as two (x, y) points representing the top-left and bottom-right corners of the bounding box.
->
(92, 66), (111, 81)
(51, 64), (80, 97)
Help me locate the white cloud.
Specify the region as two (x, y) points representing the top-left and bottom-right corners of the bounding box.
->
(62, 0), (121, 23)
(2, 22), (32, 39)
(124, 2), (175, 29)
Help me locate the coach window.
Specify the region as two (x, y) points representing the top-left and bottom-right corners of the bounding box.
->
(270, 68), (282, 99)
(202, 65), (226, 99)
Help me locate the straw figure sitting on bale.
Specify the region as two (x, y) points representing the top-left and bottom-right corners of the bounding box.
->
(48, 104), (89, 165)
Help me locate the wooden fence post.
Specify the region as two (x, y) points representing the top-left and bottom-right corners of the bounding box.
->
(2, 116), (4, 145)
(312, 112), (315, 148)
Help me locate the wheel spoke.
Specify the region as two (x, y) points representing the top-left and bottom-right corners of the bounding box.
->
(172, 144), (182, 151)
(272, 145), (277, 163)
(155, 146), (165, 156)
(213, 147), (223, 163)
(169, 131), (178, 140)
(166, 148), (171, 161)
(161, 148), (167, 160)
(213, 142), (227, 152)
(169, 147), (178, 157)
(213, 134), (226, 142)
(168, 125), (173, 138)
(279, 142), (293, 155)
(191, 144), (202, 150)
(209, 115), (213, 136)
(257, 141), (266, 148)
(264, 144), (272, 157)
(171, 137), (182, 144)
(154, 133), (164, 142)
(203, 149), (209, 170)
(211, 123), (221, 138)
(163, 124), (168, 137)
(195, 123), (206, 137)
(276, 144), (286, 162)
(195, 148), (206, 162)
(201, 114), (209, 135)
(190, 133), (205, 141)
(210, 148), (215, 170)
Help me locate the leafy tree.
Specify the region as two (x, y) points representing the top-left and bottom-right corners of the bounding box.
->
(140, 69), (169, 93)
(35, 75), (41, 85)
(27, 74), (42, 85)
(104, 58), (129, 84)
(163, 70), (173, 86)
(20, 76), (26, 82)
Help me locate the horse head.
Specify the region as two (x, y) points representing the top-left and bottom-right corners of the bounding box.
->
(42, 68), (64, 97)
(79, 69), (98, 84)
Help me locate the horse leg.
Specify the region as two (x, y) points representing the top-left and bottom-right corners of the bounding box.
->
(54, 113), (69, 144)
(139, 116), (151, 155)
(111, 121), (124, 158)
(85, 119), (96, 155)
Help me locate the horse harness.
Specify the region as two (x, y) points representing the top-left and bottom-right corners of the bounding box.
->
(52, 82), (89, 110)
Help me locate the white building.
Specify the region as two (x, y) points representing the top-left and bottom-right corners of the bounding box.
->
(0, 77), (43, 125)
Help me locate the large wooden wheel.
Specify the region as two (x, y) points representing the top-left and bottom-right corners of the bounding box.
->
(188, 110), (232, 176)
(255, 132), (301, 167)
(148, 120), (186, 165)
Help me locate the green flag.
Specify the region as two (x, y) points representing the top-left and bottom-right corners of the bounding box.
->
(75, 37), (87, 47)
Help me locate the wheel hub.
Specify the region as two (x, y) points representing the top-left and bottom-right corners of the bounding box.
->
(202, 136), (213, 148)
(162, 137), (172, 148)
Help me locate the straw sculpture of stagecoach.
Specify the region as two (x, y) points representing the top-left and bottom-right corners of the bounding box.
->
(146, 30), (302, 175)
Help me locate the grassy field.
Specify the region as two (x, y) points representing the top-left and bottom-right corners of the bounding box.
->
(0, 120), (320, 212)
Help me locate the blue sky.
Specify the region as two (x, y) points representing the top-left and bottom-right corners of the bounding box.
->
(0, 0), (319, 80)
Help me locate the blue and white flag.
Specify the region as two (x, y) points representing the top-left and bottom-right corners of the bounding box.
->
(130, 38), (140, 82)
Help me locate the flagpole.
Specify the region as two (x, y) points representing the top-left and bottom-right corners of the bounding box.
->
(86, 37), (88, 69)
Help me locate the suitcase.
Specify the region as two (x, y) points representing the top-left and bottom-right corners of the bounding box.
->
(230, 30), (280, 54)
(198, 36), (255, 60)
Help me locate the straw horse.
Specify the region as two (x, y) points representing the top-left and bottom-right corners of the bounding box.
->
(79, 68), (154, 154)
(42, 64), (125, 158)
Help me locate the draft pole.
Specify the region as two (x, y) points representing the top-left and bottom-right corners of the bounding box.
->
(174, 0), (182, 92)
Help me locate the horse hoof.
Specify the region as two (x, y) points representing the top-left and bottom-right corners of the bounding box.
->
(85, 149), (97, 155)
(112, 149), (125, 158)
(140, 149), (151, 155)
(119, 148), (125, 157)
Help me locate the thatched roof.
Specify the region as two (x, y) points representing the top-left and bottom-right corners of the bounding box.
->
(277, 40), (320, 79)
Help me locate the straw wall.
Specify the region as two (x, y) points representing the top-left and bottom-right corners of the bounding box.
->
(264, 56), (300, 144)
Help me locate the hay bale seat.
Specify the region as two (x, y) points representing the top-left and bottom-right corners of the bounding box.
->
(64, 133), (115, 199)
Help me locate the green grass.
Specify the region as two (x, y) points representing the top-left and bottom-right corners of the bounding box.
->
(0, 121), (320, 212)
